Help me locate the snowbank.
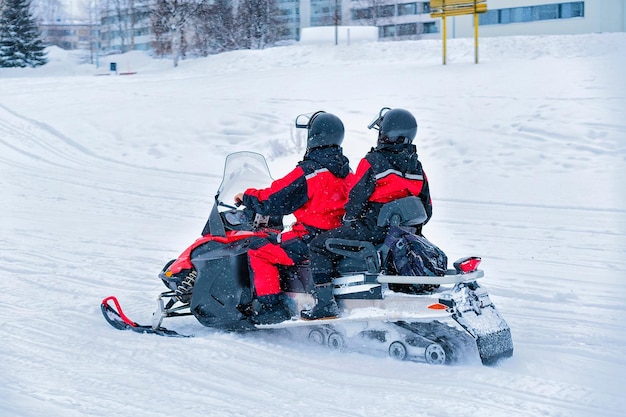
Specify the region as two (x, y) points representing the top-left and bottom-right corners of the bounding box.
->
(300, 25), (379, 45)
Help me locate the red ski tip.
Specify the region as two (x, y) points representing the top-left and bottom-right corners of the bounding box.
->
(101, 296), (138, 327)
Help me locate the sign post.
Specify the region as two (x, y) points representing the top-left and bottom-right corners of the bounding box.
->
(429, 0), (487, 65)
(474, 11), (479, 64)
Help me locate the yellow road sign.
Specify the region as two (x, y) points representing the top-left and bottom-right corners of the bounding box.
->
(430, 0), (484, 7)
(429, 0), (488, 65)
(430, 0), (487, 18)
(430, 3), (487, 18)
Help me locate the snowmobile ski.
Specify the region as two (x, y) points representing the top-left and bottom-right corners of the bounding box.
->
(101, 296), (190, 337)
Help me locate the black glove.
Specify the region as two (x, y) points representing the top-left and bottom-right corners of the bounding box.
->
(264, 230), (280, 245)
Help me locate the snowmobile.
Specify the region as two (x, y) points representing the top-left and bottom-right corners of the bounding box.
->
(102, 151), (513, 366)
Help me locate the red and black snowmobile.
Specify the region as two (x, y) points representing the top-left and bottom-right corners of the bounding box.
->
(102, 151), (513, 365)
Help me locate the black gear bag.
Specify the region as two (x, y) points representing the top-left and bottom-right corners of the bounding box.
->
(383, 226), (448, 277)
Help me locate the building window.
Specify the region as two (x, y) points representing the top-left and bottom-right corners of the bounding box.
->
(380, 25), (395, 37)
(499, 9), (511, 24)
(311, 0), (340, 26)
(352, 7), (373, 20)
(510, 6), (532, 23)
(479, 2), (584, 25)
(397, 22), (417, 36)
(422, 21), (437, 33)
(398, 2), (417, 16)
(533, 4), (559, 21)
(561, 2), (584, 18)
(377, 4), (395, 18)
(480, 10), (499, 25)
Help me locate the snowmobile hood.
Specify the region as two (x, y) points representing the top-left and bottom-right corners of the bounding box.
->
(302, 145), (351, 179)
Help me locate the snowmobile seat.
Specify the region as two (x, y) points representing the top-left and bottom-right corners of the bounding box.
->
(326, 196), (428, 276)
(323, 197), (429, 300)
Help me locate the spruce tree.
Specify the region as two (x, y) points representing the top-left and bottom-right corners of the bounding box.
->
(0, 0), (48, 67)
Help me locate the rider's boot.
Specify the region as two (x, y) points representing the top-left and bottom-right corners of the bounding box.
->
(300, 283), (339, 320)
(249, 293), (292, 325)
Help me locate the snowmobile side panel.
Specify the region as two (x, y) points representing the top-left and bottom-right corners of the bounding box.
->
(190, 239), (260, 331)
(164, 230), (270, 276)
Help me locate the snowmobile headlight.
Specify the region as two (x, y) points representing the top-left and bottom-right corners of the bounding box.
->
(165, 270), (173, 278)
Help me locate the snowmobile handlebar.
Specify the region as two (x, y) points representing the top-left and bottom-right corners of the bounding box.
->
(220, 201), (240, 210)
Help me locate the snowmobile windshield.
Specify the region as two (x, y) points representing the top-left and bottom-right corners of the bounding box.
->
(216, 152), (273, 207)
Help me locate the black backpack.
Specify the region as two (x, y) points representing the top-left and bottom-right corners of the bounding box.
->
(383, 226), (448, 293)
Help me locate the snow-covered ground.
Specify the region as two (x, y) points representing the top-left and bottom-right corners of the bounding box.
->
(1, 33), (625, 417)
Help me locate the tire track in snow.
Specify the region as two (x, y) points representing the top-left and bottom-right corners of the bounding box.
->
(0, 103), (100, 170)
(0, 104), (220, 228)
(0, 103), (221, 180)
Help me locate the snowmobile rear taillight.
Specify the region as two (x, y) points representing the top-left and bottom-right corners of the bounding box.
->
(454, 257), (481, 273)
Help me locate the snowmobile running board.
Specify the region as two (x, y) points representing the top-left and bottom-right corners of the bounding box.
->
(255, 310), (451, 329)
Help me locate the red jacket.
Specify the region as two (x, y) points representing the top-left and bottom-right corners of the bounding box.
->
(242, 146), (352, 232)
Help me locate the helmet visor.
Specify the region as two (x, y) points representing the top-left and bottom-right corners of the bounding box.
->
(367, 107), (391, 130)
(295, 111), (325, 129)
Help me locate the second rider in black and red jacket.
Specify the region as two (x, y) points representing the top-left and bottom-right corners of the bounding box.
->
(235, 111), (352, 325)
(302, 107), (432, 320)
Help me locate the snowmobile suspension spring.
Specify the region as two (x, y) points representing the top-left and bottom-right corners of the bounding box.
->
(175, 270), (197, 302)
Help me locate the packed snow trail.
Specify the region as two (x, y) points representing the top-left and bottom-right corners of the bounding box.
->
(2, 34), (626, 417)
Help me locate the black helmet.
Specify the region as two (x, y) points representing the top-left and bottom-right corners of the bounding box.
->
(368, 107), (417, 145)
(295, 111), (344, 150)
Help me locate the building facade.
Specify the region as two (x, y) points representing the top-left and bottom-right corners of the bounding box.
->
(275, 0), (302, 40)
(39, 0), (626, 52)
(39, 22), (97, 50)
(98, 0), (152, 53)
(346, 0), (438, 40)
(446, 0), (625, 39)
(342, 0), (625, 41)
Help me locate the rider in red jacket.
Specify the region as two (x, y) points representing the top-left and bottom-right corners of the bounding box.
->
(302, 107), (432, 320)
(235, 111), (352, 325)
